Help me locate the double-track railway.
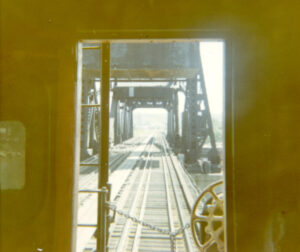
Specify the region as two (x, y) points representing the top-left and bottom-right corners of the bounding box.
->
(77, 135), (221, 252)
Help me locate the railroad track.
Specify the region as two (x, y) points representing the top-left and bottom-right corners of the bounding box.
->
(77, 136), (154, 252)
(107, 135), (198, 252)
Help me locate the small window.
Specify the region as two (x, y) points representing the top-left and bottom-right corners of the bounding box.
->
(0, 121), (26, 190)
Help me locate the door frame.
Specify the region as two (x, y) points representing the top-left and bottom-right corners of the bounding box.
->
(74, 30), (234, 251)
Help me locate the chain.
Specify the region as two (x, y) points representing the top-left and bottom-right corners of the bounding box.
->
(106, 202), (190, 250)
(171, 223), (191, 237)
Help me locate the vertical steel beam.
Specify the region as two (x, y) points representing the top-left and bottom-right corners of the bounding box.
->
(119, 105), (124, 142)
(167, 108), (171, 143)
(184, 78), (198, 164)
(198, 75), (217, 151)
(174, 91), (179, 137)
(81, 76), (93, 160)
(169, 108), (174, 146)
(125, 107), (129, 140)
(99, 42), (110, 187)
(129, 107), (133, 138)
(113, 98), (120, 145)
(123, 105), (127, 140)
(173, 91), (180, 151)
(97, 42), (110, 252)
(198, 59), (220, 164)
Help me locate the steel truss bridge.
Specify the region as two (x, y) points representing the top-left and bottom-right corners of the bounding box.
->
(77, 41), (224, 252)
(80, 42), (220, 166)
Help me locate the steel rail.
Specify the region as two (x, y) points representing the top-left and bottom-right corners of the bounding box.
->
(93, 134), (199, 252)
(160, 135), (196, 251)
(131, 152), (153, 252)
(110, 135), (195, 251)
(77, 136), (152, 252)
(130, 133), (176, 251)
(115, 140), (154, 251)
(161, 146), (177, 251)
(107, 137), (154, 251)
(78, 152), (130, 194)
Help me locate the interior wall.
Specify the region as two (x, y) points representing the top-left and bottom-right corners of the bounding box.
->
(1, 1), (300, 251)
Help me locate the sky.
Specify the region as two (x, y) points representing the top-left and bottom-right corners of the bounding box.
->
(173, 41), (224, 118)
(199, 41), (224, 116)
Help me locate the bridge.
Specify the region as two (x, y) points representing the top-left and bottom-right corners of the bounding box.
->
(80, 42), (220, 167)
(76, 41), (224, 251)
(77, 135), (223, 252)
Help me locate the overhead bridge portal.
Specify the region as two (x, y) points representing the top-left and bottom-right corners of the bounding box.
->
(80, 42), (220, 166)
(111, 86), (178, 146)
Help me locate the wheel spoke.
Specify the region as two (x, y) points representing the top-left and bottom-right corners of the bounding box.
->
(211, 215), (224, 221)
(210, 190), (220, 201)
(193, 214), (210, 222)
(202, 237), (215, 249)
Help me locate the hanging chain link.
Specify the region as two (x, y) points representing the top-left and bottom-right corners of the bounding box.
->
(106, 202), (190, 251)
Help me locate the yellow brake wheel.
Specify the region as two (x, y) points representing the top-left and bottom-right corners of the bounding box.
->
(191, 181), (225, 252)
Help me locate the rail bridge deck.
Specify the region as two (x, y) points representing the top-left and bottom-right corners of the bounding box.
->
(77, 135), (221, 252)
